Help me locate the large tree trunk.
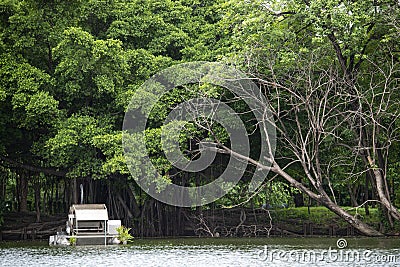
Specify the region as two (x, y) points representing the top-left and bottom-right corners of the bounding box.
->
(328, 22), (399, 225)
(364, 173), (370, 216)
(71, 178), (78, 204)
(367, 156), (400, 222)
(376, 148), (395, 228)
(34, 177), (41, 223)
(156, 201), (163, 237)
(127, 183), (141, 218)
(213, 144), (384, 236)
(294, 178), (305, 207)
(18, 173), (28, 212)
(348, 184), (359, 207)
(116, 193), (134, 219)
(320, 193), (383, 236)
(0, 173), (5, 201)
(273, 164), (383, 237)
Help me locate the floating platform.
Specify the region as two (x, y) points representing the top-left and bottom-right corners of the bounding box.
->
(49, 233), (120, 246)
(49, 204), (123, 246)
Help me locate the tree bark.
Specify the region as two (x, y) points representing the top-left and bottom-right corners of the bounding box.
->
(0, 172), (5, 201)
(348, 184), (359, 207)
(157, 201), (163, 237)
(319, 192), (382, 236)
(116, 194), (134, 219)
(127, 183), (141, 218)
(273, 164), (383, 236)
(364, 173), (370, 216)
(34, 177), (41, 223)
(18, 173), (28, 212)
(367, 156), (400, 221)
(210, 145), (383, 236)
(72, 178), (78, 204)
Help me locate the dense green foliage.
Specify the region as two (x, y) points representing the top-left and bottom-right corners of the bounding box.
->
(0, 0), (399, 236)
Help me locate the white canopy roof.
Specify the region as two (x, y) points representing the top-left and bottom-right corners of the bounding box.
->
(70, 204), (109, 221)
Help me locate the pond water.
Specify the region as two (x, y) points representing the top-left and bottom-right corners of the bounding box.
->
(1, 237), (400, 266)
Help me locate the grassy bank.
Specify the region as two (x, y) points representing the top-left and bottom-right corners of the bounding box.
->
(272, 206), (380, 226)
(269, 206), (395, 236)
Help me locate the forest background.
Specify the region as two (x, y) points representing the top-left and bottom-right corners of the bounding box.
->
(0, 0), (399, 237)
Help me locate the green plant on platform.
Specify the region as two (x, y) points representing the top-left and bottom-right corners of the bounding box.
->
(69, 236), (77, 246)
(116, 225), (133, 244)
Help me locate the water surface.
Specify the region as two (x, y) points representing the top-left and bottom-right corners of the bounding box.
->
(1, 237), (399, 266)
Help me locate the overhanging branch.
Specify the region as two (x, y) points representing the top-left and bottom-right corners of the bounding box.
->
(0, 155), (66, 177)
